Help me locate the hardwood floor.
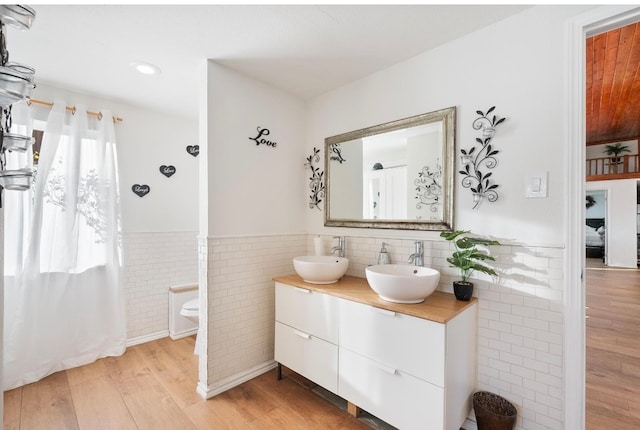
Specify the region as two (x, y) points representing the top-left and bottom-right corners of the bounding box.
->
(3, 335), (378, 430)
(7, 264), (639, 429)
(586, 259), (640, 429)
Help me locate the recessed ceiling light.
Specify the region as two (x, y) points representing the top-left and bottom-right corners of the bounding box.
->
(130, 61), (161, 76)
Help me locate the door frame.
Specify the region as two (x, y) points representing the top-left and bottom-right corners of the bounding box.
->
(566, 5), (640, 429)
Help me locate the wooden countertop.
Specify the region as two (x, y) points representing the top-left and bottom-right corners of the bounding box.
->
(272, 274), (477, 324)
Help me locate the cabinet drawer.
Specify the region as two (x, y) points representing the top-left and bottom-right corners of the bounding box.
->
(275, 283), (338, 343)
(338, 348), (444, 430)
(339, 298), (445, 386)
(274, 322), (338, 393)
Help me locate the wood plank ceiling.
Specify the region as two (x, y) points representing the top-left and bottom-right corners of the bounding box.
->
(586, 21), (640, 146)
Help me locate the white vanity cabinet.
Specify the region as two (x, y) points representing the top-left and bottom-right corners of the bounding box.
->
(274, 283), (339, 393)
(273, 276), (477, 430)
(338, 298), (477, 430)
(339, 347), (445, 430)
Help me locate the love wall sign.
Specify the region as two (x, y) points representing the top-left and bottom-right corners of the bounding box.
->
(132, 184), (150, 198)
(186, 145), (199, 157)
(249, 127), (278, 148)
(159, 165), (176, 178)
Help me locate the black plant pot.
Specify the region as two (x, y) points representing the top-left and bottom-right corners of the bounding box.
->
(453, 281), (474, 301)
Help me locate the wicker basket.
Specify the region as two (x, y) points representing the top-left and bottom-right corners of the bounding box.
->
(473, 391), (517, 430)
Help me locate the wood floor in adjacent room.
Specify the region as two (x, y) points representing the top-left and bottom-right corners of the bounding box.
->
(586, 258), (640, 429)
(3, 335), (373, 430)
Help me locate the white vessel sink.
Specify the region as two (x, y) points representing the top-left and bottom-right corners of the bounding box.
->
(365, 264), (440, 304)
(293, 255), (349, 284)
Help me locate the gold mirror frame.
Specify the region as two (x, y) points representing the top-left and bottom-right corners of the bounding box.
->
(324, 106), (456, 231)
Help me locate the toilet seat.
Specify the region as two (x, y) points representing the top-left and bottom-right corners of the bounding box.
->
(182, 298), (199, 311)
(180, 298), (199, 323)
(178, 297), (201, 355)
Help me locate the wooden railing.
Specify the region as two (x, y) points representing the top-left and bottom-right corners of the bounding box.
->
(586, 154), (640, 181)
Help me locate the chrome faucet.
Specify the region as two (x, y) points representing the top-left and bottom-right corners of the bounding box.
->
(408, 240), (424, 266)
(331, 236), (345, 258)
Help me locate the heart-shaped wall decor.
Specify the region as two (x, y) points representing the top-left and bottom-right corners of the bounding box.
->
(186, 145), (199, 157)
(132, 184), (150, 198)
(160, 165), (176, 178)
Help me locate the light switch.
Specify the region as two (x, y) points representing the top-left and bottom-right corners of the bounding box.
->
(532, 177), (541, 192)
(526, 172), (547, 198)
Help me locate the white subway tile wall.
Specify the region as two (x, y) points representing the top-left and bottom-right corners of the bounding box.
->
(123, 231), (198, 340)
(205, 234), (306, 383)
(191, 232), (561, 430)
(316, 235), (564, 430)
(198, 235), (209, 386)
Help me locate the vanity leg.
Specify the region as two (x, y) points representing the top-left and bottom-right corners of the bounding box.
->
(276, 362), (282, 380)
(347, 402), (361, 418)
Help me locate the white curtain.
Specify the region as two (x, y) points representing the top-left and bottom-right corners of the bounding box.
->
(3, 101), (126, 390)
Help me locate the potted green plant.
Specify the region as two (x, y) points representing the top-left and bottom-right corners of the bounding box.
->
(604, 143), (631, 164)
(440, 230), (501, 301)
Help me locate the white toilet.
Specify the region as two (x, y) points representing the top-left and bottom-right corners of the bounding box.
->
(180, 298), (202, 355)
(180, 298), (199, 323)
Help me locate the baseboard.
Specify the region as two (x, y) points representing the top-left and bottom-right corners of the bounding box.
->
(169, 328), (197, 340)
(126, 330), (169, 347)
(198, 360), (278, 399)
(196, 381), (209, 399)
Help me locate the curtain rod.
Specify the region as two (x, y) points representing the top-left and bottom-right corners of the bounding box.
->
(27, 98), (123, 123)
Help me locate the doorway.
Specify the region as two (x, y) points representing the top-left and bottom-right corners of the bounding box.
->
(568, 5), (640, 429)
(637, 181), (640, 265)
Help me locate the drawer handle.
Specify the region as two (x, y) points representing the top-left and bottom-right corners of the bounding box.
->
(293, 287), (311, 294)
(293, 329), (311, 339)
(372, 361), (397, 375)
(372, 307), (396, 317)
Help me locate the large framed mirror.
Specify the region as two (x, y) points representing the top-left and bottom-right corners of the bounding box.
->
(324, 106), (455, 231)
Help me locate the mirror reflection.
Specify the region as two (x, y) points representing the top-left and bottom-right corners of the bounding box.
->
(325, 107), (455, 231)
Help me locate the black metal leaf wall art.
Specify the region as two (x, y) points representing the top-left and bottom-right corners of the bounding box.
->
(414, 162), (442, 213)
(329, 143), (346, 164)
(459, 106), (506, 209)
(305, 147), (325, 210)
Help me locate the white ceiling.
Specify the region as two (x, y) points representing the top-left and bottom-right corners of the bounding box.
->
(8, 4), (530, 120)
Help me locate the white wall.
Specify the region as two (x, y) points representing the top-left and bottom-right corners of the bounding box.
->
(331, 139), (363, 219)
(200, 61), (307, 395)
(305, 5), (593, 430)
(204, 61), (306, 237)
(307, 6), (592, 245)
(587, 179), (637, 268)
